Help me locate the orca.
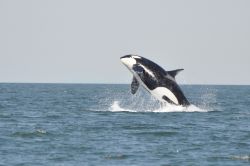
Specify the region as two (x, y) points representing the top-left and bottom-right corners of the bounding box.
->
(120, 55), (190, 106)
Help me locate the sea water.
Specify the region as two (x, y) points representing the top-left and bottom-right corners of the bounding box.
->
(0, 83), (250, 165)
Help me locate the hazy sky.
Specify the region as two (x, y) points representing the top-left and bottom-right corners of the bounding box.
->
(0, 0), (249, 84)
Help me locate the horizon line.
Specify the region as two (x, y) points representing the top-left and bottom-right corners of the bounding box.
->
(0, 82), (249, 86)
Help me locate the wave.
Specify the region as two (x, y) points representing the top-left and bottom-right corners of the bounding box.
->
(11, 129), (47, 138)
(109, 101), (208, 113)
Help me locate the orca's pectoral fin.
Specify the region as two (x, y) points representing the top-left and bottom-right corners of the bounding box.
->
(131, 77), (139, 94)
(166, 69), (184, 79)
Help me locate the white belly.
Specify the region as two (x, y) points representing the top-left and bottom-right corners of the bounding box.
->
(151, 87), (179, 105)
(132, 72), (178, 105)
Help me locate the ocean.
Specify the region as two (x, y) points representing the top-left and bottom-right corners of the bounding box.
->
(0, 83), (250, 165)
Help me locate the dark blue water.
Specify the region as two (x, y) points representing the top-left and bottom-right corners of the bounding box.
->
(0, 83), (250, 165)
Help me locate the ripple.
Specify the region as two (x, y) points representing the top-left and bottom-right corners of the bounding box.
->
(121, 125), (158, 130)
(104, 154), (129, 160)
(11, 129), (48, 138)
(133, 130), (178, 137)
(0, 104), (4, 109)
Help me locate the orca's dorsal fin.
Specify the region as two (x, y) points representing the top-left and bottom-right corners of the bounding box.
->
(131, 77), (139, 94)
(167, 69), (184, 79)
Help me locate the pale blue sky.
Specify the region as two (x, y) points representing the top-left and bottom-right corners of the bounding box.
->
(0, 0), (249, 84)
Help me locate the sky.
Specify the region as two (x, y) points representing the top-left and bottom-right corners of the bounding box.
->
(0, 0), (250, 85)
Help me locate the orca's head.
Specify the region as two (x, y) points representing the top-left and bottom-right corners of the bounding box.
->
(120, 54), (162, 73)
(121, 54), (166, 80)
(120, 55), (142, 70)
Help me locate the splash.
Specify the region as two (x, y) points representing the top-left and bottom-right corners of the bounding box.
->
(106, 86), (213, 113)
(109, 101), (207, 113)
(109, 101), (136, 112)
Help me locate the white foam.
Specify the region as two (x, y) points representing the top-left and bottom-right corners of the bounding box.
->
(152, 103), (207, 112)
(109, 101), (208, 113)
(232, 155), (250, 161)
(36, 129), (47, 134)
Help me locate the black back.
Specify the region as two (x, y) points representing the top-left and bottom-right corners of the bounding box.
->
(134, 56), (190, 106)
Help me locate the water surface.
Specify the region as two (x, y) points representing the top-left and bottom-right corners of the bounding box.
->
(0, 83), (250, 165)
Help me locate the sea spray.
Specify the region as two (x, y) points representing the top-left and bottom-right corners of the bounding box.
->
(109, 100), (207, 112)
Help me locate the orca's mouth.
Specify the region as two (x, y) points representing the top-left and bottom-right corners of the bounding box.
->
(120, 57), (127, 65)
